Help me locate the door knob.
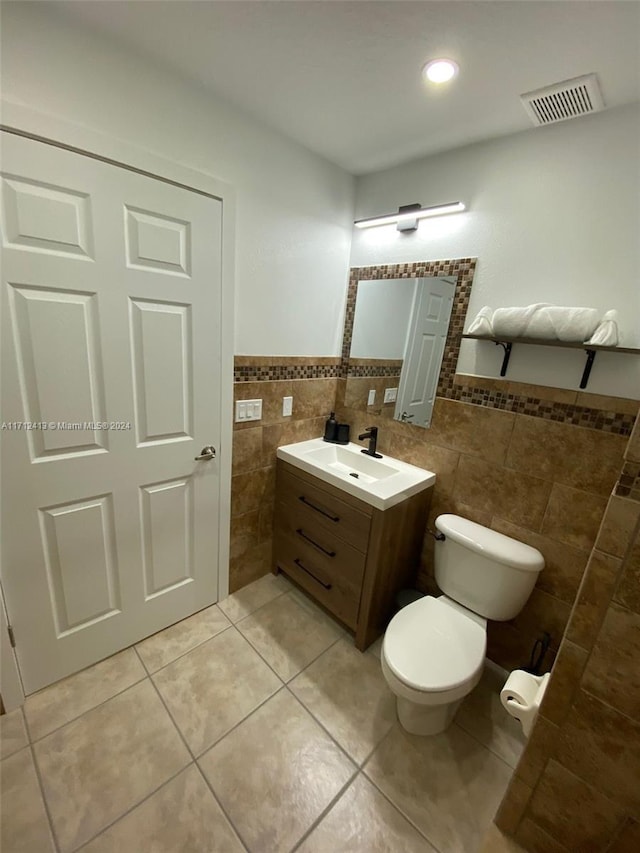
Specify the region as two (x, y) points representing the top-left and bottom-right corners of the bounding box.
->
(195, 445), (216, 461)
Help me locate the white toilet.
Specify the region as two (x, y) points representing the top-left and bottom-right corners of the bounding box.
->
(382, 513), (544, 736)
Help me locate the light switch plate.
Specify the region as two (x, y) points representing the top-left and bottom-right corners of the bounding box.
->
(367, 389), (376, 406)
(235, 399), (263, 422)
(282, 395), (293, 416)
(384, 387), (398, 403)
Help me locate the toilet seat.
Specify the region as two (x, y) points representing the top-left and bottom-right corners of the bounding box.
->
(383, 596), (486, 695)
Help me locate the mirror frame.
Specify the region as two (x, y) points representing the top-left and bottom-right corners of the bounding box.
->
(340, 258), (478, 405)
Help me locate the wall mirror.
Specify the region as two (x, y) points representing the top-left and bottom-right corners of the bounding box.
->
(341, 261), (476, 430)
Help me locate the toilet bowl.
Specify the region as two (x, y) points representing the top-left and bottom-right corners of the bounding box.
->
(381, 513), (544, 736)
(382, 595), (486, 735)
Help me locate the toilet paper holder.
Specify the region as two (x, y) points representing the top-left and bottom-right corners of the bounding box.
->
(500, 669), (550, 738)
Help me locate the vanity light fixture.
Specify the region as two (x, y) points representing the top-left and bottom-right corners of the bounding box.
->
(354, 201), (465, 232)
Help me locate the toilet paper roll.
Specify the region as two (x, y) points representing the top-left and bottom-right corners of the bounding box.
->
(500, 669), (540, 709)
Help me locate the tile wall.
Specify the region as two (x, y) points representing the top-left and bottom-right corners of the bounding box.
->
(345, 358), (403, 420)
(495, 414), (640, 851)
(232, 354), (637, 670)
(335, 376), (636, 672)
(230, 358), (338, 592)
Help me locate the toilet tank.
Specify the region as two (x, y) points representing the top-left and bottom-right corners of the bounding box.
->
(434, 514), (544, 621)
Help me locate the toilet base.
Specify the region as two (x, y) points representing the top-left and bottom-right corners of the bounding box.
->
(396, 696), (463, 736)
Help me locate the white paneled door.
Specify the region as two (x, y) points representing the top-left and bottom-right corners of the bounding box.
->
(395, 277), (455, 428)
(1, 132), (224, 693)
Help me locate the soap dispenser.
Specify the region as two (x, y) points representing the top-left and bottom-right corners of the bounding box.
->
(323, 411), (338, 442)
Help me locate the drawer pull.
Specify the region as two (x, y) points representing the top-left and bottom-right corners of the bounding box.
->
(296, 528), (336, 558)
(298, 495), (340, 522)
(294, 558), (333, 590)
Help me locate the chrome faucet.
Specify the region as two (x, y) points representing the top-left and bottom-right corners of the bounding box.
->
(358, 426), (382, 459)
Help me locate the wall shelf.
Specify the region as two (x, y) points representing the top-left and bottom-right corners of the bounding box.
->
(462, 334), (640, 389)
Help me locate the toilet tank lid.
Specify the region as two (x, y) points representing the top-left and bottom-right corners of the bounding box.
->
(435, 514), (544, 572)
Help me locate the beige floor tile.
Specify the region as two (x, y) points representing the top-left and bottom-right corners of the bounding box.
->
(153, 627), (281, 755)
(25, 647), (146, 741)
(366, 636), (384, 659)
(455, 665), (527, 769)
(290, 638), (396, 764)
(82, 764), (244, 852)
(236, 591), (343, 681)
(0, 748), (55, 852)
(135, 604), (231, 673)
(364, 723), (512, 853)
(0, 707), (29, 759)
(218, 572), (291, 623)
(199, 690), (355, 852)
(34, 679), (190, 852)
(479, 822), (526, 853)
(298, 773), (435, 852)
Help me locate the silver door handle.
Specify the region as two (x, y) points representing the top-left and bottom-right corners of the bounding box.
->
(400, 411), (414, 422)
(195, 445), (216, 461)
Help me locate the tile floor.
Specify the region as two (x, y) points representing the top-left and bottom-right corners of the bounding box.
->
(0, 573), (526, 853)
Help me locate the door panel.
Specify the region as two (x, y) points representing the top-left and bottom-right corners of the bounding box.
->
(125, 205), (190, 276)
(407, 335), (438, 405)
(1, 132), (224, 693)
(140, 476), (194, 599)
(2, 174), (94, 258)
(130, 299), (193, 444)
(39, 494), (121, 635)
(8, 284), (107, 458)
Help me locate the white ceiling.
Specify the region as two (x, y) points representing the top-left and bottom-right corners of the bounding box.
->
(48, 0), (640, 175)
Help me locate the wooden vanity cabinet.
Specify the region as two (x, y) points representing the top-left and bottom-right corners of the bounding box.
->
(272, 459), (433, 651)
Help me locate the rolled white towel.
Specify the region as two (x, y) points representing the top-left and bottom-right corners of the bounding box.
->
(542, 307), (600, 342)
(493, 304), (602, 342)
(524, 309), (557, 339)
(467, 305), (494, 336)
(492, 303), (551, 338)
(586, 310), (619, 346)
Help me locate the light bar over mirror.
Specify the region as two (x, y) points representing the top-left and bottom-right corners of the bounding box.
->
(354, 201), (466, 232)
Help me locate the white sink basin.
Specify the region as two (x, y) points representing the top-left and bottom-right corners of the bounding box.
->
(277, 437), (436, 510)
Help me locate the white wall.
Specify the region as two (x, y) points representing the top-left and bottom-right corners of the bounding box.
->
(0, 3), (355, 357)
(351, 105), (640, 399)
(350, 278), (416, 359)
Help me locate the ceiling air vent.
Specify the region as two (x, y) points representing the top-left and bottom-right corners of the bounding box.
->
(520, 73), (604, 127)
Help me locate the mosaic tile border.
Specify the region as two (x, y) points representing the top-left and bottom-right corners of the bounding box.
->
(347, 362), (403, 378)
(340, 258), (638, 436)
(615, 461), (640, 501)
(234, 357), (340, 382)
(445, 383), (636, 436)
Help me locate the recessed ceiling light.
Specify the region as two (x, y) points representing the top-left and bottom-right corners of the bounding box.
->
(423, 59), (459, 84)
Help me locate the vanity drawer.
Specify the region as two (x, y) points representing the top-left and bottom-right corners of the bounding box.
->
(274, 530), (362, 629)
(275, 500), (367, 582)
(276, 465), (371, 553)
